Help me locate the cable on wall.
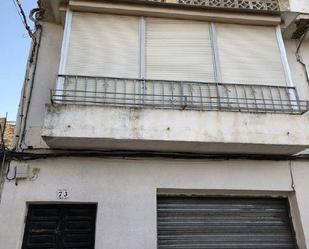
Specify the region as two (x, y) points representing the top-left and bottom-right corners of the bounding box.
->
(294, 19), (309, 86)
(289, 161), (296, 191)
(11, 1), (44, 151)
(0, 113), (8, 203)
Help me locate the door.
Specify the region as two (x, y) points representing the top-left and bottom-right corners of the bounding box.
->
(157, 196), (298, 249)
(22, 204), (97, 249)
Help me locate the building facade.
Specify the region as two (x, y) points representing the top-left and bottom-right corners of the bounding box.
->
(1, 0), (309, 248)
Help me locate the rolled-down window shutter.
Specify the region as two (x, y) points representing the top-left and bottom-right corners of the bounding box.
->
(145, 18), (215, 82)
(66, 12), (139, 78)
(216, 23), (286, 86)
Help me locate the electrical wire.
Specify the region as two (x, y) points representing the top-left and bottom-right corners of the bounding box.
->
(296, 25), (309, 85)
(11, 0), (35, 40)
(10, 1), (44, 150)
(2, 149), (309, 162)
(289, 161), (295, 191)
(18, 26), (43, 150)
(5, 161), (16, 181)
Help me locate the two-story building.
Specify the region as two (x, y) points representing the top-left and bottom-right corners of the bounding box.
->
(1, 0), (309, 248)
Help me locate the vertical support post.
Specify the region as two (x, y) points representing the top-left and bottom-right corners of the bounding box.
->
(276, 25), (299, 110)
(276, 25), (293, 87)
(57, 9), (73, 95)
(209, 22), (222, 109)
(139, 17), (146, 105)
(180, 81), (184, 108)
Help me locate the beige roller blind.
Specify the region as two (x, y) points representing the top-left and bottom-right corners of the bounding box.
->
(145, 18), (215, 82)
(216, 23), (286, 86)
(66, 12), (139, 78)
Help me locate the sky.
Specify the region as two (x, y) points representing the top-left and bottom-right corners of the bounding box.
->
(0, 0), (37, 121)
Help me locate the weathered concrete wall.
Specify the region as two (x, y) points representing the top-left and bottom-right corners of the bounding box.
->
(0, 158), (307, 249)
(289, 0), (309, 13)
(42, 104), (309, 154)
(16, 21), (63, 149)
(285, 39), (309, 101)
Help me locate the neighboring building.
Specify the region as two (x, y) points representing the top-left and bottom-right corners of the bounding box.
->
(0, 118), (15, 150)
(1, 0), (309, 248)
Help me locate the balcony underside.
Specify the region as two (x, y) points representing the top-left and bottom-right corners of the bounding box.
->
(42, 104), (309, 155)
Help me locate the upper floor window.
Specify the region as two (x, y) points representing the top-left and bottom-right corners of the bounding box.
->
(65, 12), (288, 86)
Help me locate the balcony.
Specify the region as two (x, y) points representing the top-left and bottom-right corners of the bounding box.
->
(42, 75), (309, 155)
(133, 0), (281, 12)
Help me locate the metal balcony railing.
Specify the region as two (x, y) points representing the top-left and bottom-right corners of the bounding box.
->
(51, 75), (309, 114)
(137, 0), (281, 12)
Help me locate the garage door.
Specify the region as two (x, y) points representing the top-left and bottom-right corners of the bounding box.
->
(157, 197), (298, 249)
(22, 204), (97, 249)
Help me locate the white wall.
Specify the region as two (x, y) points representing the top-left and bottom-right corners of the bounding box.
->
(0, 158), (308, 249)
(42, 104), (309, 154)
(18, 22), (63, 149)
(289, 0), (309, 14)
(285, 39), (309, 100)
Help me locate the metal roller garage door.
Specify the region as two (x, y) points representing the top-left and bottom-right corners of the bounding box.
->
(157, 197), (298, 249)
(21, 204), (97, 249)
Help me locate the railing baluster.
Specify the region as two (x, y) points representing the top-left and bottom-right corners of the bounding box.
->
(260, 87), (267, 112)
(225, 85), (230, 109)
(162, 81), (165, 107)
(180, 81), (184, 109)
(133, 79), (136, 105)
(243, 85), (249, 111)
(84, 76), (88, 103)
(216, 83), (221, 110)
(122, 80), (126, 103)
(207, 83), (212, 109)
(104, 78), (107, 103)
(95, 77), (98, 104)
(198, 84), (203, 110)
(269, 87), (276, 111)
(189, 83), (193, 107)
(114, 79), (118, 103)
(251, 86), (258, 112)
(234, 84), (240, 110)
(74, 76), (78, 102)
(277, 86), (284, 112)
(153, 80), (155, 106)
(170, 81), (174, 108)
(284, 87), (292, 112)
